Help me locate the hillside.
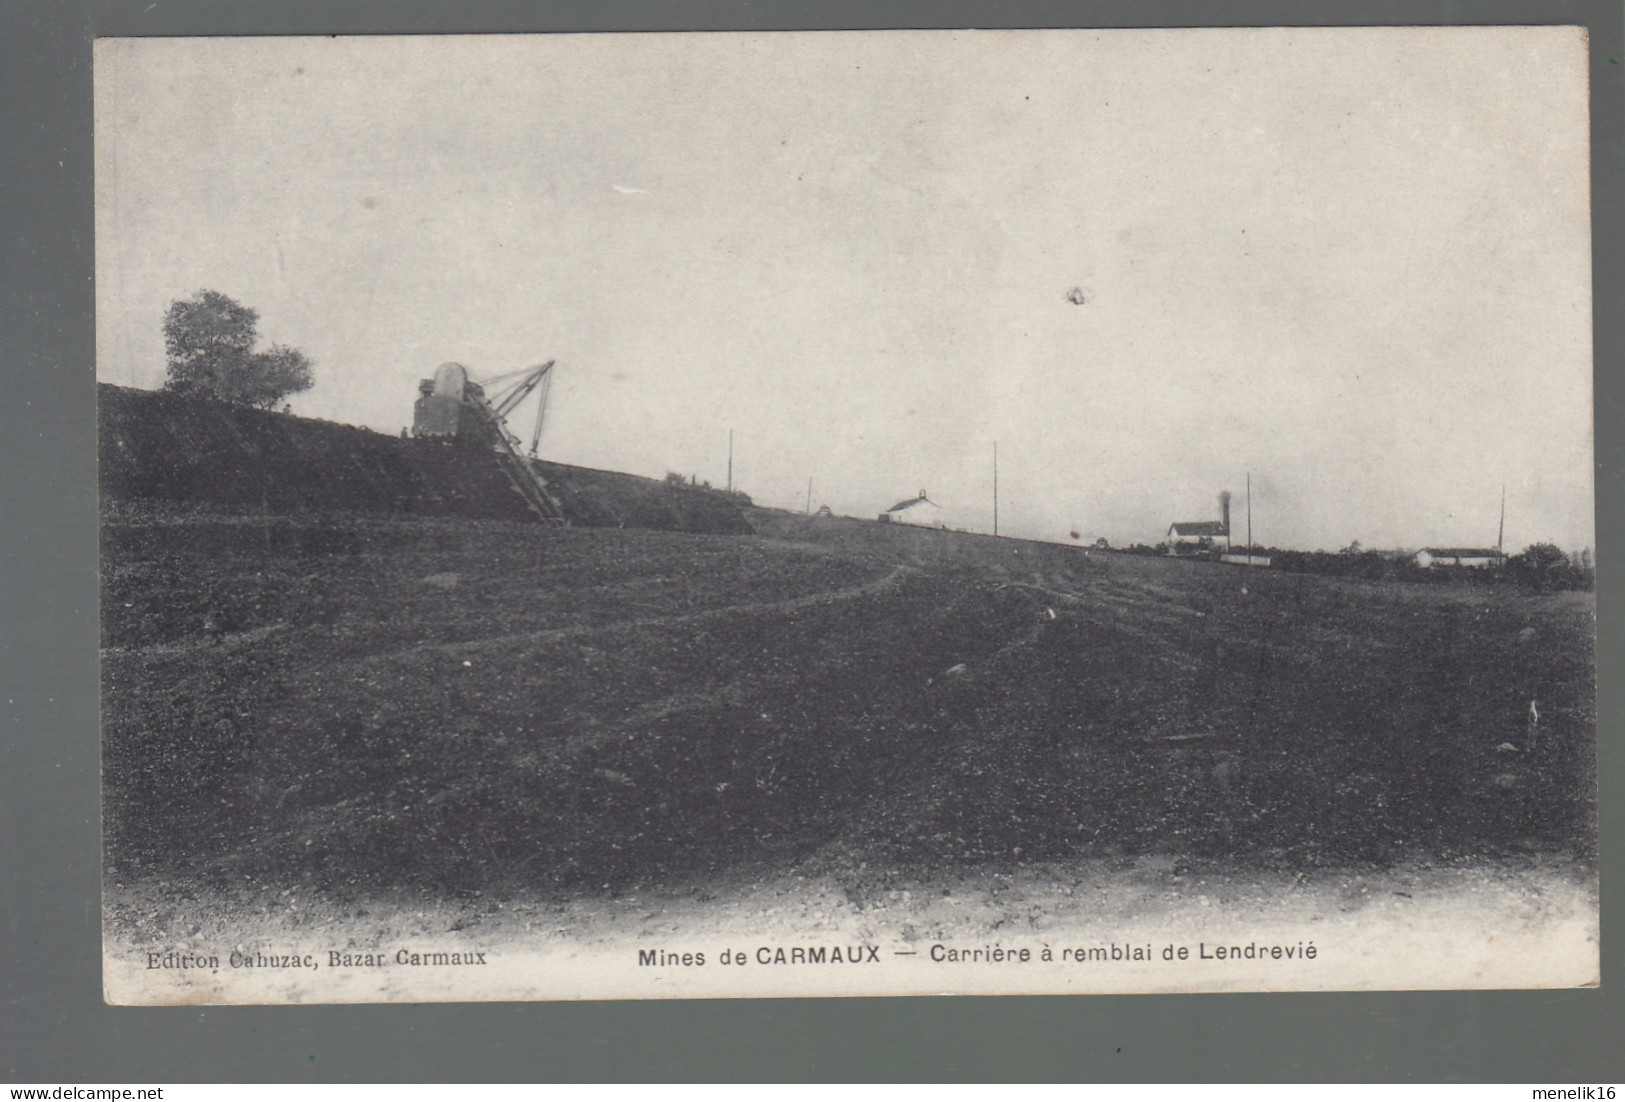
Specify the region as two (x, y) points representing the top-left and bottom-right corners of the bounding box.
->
(98, 383), (751, 534)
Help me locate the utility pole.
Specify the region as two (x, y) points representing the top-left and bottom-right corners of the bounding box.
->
(806, 477), (813, 515)
(727, 430), (733, 495)
(1497, 484), (1506, 555)
(993, 440), (999, 537)
(1246, 471), (1253, 555)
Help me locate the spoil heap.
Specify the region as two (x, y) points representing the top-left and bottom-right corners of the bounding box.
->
(98, 384), (751, 534)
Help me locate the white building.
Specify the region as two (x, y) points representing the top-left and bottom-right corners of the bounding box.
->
(879, 490), (946, 529)
(1166, 520), (1230, 555)
(1414, 547), (1504, 569)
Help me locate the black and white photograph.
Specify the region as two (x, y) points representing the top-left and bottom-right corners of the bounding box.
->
(95, 27), (1597, 1004)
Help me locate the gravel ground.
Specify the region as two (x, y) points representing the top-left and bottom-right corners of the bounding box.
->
(100, 504), (1597, 1000)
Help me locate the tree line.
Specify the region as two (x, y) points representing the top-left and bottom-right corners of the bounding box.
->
(1115, 541), (1593, 592)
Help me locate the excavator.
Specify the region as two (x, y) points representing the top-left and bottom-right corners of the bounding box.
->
(411, 360), (567, 525)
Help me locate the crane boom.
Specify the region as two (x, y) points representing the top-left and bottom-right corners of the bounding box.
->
(482, 361), (555, 419)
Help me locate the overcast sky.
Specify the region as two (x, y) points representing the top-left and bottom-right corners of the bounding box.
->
(95, 29), (1593, 551)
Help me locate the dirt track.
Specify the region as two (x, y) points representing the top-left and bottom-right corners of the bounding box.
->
(102, 504), (1596, 916)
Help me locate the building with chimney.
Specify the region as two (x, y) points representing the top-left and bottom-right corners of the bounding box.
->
(1167, 492), (1232, 555)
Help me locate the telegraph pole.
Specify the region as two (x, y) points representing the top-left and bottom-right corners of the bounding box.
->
(806, 477), (813, 515)
(993, 440), (999, 537)
(1497, 484), (1506, 555)
(1246, 471), (1253, 554)
(727, 430), (733, 495)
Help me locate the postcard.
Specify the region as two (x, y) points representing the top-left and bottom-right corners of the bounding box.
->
(96, 27), (1596, 1003)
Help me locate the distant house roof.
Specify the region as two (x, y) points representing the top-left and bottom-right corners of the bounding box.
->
(1420, 547), (1503, 559)
(887, 492), (938, 513)
(1169, 521), (1228, 538)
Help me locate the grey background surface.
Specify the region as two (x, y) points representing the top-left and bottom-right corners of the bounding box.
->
(3, 0), (1619, 1082)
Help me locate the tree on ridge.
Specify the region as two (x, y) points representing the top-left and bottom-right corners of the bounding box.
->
(162, 290), (314, 409)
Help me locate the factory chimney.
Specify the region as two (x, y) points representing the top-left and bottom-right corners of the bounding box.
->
(1219, 490), (1232, 537)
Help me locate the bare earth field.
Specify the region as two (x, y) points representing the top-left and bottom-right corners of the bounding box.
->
(100, 504), (1598, 1000)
